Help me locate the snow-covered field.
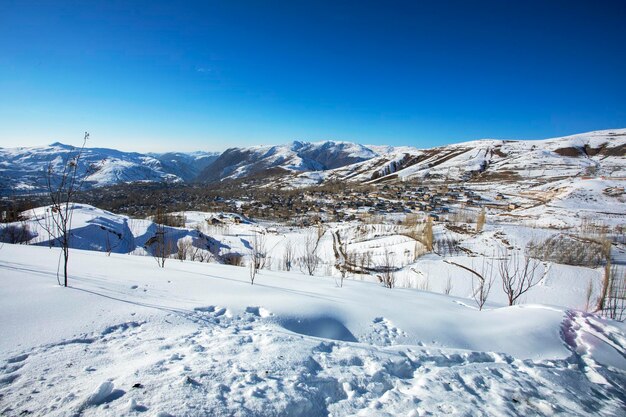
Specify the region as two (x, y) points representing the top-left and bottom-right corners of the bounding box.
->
(1, 240), (625, 416)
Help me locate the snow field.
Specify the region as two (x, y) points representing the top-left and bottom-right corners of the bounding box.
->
(1, 243), (625, 416)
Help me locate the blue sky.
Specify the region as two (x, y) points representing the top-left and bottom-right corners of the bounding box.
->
(1, 0), (625, 152)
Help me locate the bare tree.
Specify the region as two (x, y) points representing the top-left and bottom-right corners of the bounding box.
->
(600, 265), (626, 321)
(476, 207), (486, 233)
(444, 258), (495, 310)
(250, 232), (267, 270)
(151, 217), (168, 268)
(472, 258), (495, 310)
(177, 239), (193, 261)
(300, 231), (320, 276)
(40, 132), (99, 286)
(583, 279), (594, 312)
(359, 250), (373, 273)
(0, 222), (31, 244)
(499, 248), (544, 306)
(249, 232), (267, 284)
(379, 247), (396, 289)
(422, 217), (433, 252)
(595, 239), (613, 312)
(283, 239), (294, 271)
(443, 275), (453, 295)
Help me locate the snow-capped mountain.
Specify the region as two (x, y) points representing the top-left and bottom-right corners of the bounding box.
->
(1, 129), (624, 194)
(0, 143), (218, 194)
(196, 140), (378, 183)
(302, 128), (626, 186)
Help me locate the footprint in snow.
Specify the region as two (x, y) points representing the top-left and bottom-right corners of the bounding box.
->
(245, 306), (272, 318)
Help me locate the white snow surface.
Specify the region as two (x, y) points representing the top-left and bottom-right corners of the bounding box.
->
(1, 242), (625, 416)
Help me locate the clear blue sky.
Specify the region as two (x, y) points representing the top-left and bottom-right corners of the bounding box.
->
(1, 0), (625, 152)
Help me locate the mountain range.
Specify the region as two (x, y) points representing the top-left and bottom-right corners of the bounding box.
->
(1, 129), (624, 195)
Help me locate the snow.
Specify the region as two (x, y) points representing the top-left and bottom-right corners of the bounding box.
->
(1, 241), (625, 416)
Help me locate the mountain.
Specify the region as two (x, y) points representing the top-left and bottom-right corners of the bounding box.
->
(0, 143), (217, 195)
(295, 128), (626, 186)
(196, 140), (378, 183)
(1, 129), (624, 194)
(149, 151), (220, 182)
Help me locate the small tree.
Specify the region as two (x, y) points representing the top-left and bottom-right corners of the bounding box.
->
(444, 258), (495, 310)
(152, 219), (168, 268)
(599, 265), (626, 321)
(472, 258), (495, 310)
(177, 239), (193, 262)
(249, 232), (267, 284)
(443, 275), (453, 295)
(499, 248), (544, 306)
(476, 207), (486, 233)
(379, 247), (396, 289)
(40, 132), (98, 286)
(422, 217), (433, 252)
(283, 239), (294, 271)
(595, 239), (613, 312)
(300, 231), (320, 276)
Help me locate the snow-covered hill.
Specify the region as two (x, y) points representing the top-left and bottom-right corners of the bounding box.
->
(0, 143), (218, 194)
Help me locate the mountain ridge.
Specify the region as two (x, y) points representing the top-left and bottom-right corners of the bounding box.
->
(1, 129), (624, 194)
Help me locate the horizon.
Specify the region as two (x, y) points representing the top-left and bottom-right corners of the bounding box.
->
(1, 1), (626, 153)
(2, 126), (626, 154)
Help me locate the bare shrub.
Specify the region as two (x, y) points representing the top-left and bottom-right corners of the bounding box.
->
(449, 208), (474, 224)
(223, 252), (244, 266)
(584, 279), (594, 312)
(434, 236), (461, 256)
(526, 235), (605, 268)
(418, 276), (430, 291)
(444, 275), (453, 295)
(0, 223), (32, 244)
(358, 250), (373, 273)
(152, 211), (185, 228)
(601, 266), (625, 321)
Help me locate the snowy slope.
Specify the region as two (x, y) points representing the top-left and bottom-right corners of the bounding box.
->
(0, 243), (625, 416)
